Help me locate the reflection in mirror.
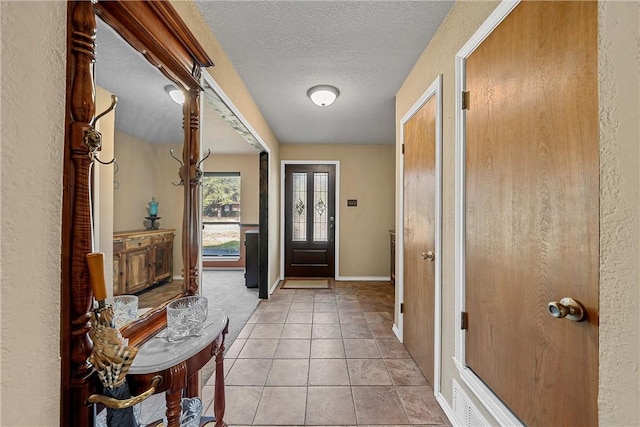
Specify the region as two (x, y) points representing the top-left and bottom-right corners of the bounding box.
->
(200, 76), (263, 276)
(93, 18), (185, 313)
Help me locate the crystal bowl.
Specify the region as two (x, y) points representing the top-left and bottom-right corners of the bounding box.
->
(166, 296), (208, 340)
(105, 295), (138, 328)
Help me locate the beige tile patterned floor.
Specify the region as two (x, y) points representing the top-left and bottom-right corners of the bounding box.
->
(198, 281), (450, 426)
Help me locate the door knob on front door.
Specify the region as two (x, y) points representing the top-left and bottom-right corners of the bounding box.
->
(547, 297), (585, 322)
(421, 251), (435, 261)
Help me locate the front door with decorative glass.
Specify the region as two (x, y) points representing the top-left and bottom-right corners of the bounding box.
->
(284, 164), (336, 278)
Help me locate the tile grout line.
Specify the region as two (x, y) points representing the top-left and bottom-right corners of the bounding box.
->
(221, 282), (430, 426)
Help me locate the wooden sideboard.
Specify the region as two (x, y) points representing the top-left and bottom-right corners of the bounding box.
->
(113, 229), (174, 295)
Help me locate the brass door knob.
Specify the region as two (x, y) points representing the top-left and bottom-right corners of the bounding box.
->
(547, 297), (585, 322)
(421, 251), (435, 261)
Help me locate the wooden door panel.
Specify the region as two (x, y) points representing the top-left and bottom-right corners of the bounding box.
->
(465, 2), (598, 426)
(113, 254), (125, 295)
(153, 242), (173, 283)
(292, 249), (329, 265)
(403, 95), (436, 385)
(127, 249), (151, 293)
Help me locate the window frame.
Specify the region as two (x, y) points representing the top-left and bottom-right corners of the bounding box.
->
(202, 171), (242, 258)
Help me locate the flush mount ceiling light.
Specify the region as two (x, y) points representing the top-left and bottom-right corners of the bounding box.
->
(165, 84), (185, 105)
(307, 85), (340, 107)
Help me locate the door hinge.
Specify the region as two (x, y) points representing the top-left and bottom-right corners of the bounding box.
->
(461, 311), (468, 330)
(461, 91), (470, 110)
(400, 303), (404, 314)
(401, 143), (405, 155)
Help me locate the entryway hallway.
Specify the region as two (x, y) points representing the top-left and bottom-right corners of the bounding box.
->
(200, 281), (449, 425)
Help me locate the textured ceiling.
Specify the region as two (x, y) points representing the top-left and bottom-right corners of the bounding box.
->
(195, 1), (454, 145)
(95, 1), (454, 150)
(95, 19), (259, 155)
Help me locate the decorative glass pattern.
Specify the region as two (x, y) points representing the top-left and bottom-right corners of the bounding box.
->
(313, 172), (329, 242)
(295, 198), (305, 216)
(292, 172), (307, 241)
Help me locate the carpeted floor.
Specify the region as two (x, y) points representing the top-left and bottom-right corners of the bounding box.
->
(199, 269), (261, 384)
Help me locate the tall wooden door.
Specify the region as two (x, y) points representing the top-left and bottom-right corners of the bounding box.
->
(284, 164), (336, 278)
(403, 95), (436, 385)
(464, 2), (598, 426)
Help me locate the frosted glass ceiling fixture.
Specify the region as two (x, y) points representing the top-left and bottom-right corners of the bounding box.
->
(165, 84), (185, 105)
(307, 85), (340, 107)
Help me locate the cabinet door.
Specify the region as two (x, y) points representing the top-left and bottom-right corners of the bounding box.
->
(152, 242), (173, 284)
(126, 248), (151, 293)
(113, 253), (126, 295)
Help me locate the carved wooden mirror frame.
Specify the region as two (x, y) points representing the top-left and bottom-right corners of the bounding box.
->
(61, 1), (213, 425)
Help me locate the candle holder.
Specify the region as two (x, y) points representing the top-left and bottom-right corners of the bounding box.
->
(145, 197), (160, 229)
(143, 216), (161, 230)
(148, 197), (159, 216)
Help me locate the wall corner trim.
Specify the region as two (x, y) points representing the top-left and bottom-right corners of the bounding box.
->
(268, 277), (281, 297)
(392, 323), (403, 342)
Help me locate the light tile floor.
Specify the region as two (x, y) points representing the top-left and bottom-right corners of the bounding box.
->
(197, 281), (450, 426)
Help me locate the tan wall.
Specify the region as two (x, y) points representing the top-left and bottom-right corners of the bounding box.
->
(598, 2), (640, 425)
(95, 87), (185, 291)
(152, 142), (185, 278)
(113, 131), (184, 278)
(2, 1), (636, 426)
(396, 1), (640, 425)
(280, 144), (395, 278)
(95, 86), (116, 293)
(113, 131), (158, 231)
(172, 1), (282, 289)
(0, 1), (66, 425)
(204, 154), (260, 224)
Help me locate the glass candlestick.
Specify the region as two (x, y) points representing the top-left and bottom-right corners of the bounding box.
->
(148, 196), (159, 217)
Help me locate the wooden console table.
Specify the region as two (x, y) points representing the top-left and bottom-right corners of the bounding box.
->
(126, 309), (229, 427)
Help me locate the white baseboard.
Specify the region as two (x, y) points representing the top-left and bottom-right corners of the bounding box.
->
(202, 266), (244, 271)
(202, 256), (241, 262)
(436, 392), (461, 426)
(173, 275), (182, 281)
(269, 277), (281, 296)
(392, 323), (403, 342)
(335, 276), (390, 281)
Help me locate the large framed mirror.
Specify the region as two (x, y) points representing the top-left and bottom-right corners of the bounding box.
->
(93, 17), (186, 312)
(61, 1), (213, 425)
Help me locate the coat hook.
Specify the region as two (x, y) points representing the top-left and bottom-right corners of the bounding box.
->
(169, 148), (184, 167)
(85, 95), (118, 164)
(194, 149), (211, 186)
(91, 95), (118, 127)
(197, 149), (212, 168)
(169, 148), (185, 186)
(113, 160), (120, 190)
(92, 155), (116, 165)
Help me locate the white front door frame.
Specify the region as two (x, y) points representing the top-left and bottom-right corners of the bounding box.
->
(280, 160), (341, 280)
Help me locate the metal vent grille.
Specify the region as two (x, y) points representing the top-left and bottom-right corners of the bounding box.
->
(452, 379), (491, 426)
